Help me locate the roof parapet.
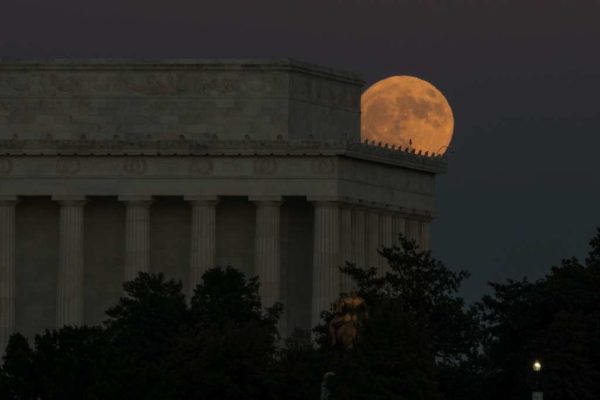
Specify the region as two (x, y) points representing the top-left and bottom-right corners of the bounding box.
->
(0, 135), (447, 173)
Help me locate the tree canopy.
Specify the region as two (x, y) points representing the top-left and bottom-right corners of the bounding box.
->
(477, 228), (600, 400)
(1, 267), (282, 400)
(321, 235), (478, 400)
(2, 229), (600, 399)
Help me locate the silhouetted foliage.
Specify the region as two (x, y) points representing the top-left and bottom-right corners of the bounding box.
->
(0, 327), (116, 400)
(0, 334), (36, 400)
(1, 267), (282, 400)
(3, 229), (600, 399)
(167, 267), (282, 400)
(102, 272), (187, 399)
(323, 234), (479, 400)
(478, 228), (600, 400)
(271, 329), (324, 400)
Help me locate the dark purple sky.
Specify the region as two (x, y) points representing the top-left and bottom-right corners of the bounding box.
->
(2, 0), (599, 300)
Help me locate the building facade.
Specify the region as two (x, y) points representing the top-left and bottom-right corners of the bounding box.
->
(0, 59), (445, 351)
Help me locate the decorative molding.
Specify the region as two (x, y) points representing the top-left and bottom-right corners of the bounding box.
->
(118, 195), (153, 203)
(0, 138), (447, 173)
(253, 157), (278, 176)
(184, 195), (219, 204)
(311, 157), (336, 175)
(0, 195), (19, 202)
(51, 195), (87, 206)
(0, 58), (364, 86)
(249, 195), (283, 204)
(123, 157), (147, 175)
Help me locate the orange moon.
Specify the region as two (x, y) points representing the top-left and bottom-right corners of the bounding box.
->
(361, 76), (454, 155)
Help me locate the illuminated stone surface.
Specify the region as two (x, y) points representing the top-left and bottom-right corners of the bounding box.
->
(0, 60), (444, 347)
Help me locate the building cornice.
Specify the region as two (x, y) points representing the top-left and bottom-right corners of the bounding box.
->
(0, 58), (365, 86)
(0, 138), (447, 174)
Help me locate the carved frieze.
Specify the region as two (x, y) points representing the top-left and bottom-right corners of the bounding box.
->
(254, 157), (278, 176)
(311, 158), (336, 175)
(56, 157), (81, 175)
(188, 158), (213, 176)
(123, 157), (147, 175)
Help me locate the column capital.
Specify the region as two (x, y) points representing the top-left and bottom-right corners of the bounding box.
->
(118, 195), (153, 205)
(410, 209), (434, 221)
(372, 205), (395, 216)
(52, 195), (87, 206)
(185, 195), (219, 206)
(249, 195), (282, 206)
(307, 196), (343, 206)
(336, 197), (375, 209)
(0, 195), (19, 204)
(346, 202), (370, 211)
(393, 207), (413, 217)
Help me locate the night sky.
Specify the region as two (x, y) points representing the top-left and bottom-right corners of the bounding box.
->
(2, 0), (599, 300)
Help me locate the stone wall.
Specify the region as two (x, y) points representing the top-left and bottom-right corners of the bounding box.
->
(0, 59), (364, 143)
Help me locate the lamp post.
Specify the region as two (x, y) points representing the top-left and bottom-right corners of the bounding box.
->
(532, 360), (543, 400)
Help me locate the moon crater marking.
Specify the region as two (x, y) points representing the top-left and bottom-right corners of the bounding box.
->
(361, 76), (454, 155)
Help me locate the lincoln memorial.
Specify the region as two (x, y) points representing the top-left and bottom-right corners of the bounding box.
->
(0, 59), (445, 352)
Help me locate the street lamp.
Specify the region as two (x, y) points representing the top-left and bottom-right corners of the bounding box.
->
(532, 360), (543, 400)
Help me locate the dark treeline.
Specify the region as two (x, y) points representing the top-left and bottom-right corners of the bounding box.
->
(2, 230), (600, 399)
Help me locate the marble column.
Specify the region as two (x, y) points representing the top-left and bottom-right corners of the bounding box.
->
(120, 196), (152, 282)
(366, 208), (380, 269)
(251, 196), (282, 309)
(378, 210), (393, 274)
(419, 217), (432, 251)
(53, 195), (86, 327)
(311, 200), (341, 328)
(339, 205), (353, 292)
(351, 206), (366, 269)
(186, 196), (218, 298)
(0, 196), (18, 353)
(392, 212), (407, 244)
(406, 216), (421, 247)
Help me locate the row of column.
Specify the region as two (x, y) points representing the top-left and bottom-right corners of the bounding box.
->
(0, 194), (283, 353)
(0, 195), (430, 352)
(310, 200), (431, 327)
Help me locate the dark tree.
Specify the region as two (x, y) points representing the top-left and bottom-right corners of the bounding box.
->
(0, 327), (116, 400)
(166, 266), (282, 400)
(324, 235), (479, 400)
(479, 228), (600, 400)
(0, 268), (287, 400)
(271, 329), (325, 400)
(104, 272), (188, 400)
(0, 334), (36, 400)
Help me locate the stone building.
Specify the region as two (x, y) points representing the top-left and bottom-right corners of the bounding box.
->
(0, 59), (445, 352)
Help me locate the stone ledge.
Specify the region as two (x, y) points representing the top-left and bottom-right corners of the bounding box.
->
(0, 138), (447, 173)
(0, 58), (365, 86)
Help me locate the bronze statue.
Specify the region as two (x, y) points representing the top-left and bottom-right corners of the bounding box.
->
(328, 288), (368, 349)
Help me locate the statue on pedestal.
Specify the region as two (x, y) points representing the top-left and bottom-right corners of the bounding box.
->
(328, 288), (368, 349)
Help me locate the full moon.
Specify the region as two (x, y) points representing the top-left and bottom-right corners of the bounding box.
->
(361, 76), (454, 155)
